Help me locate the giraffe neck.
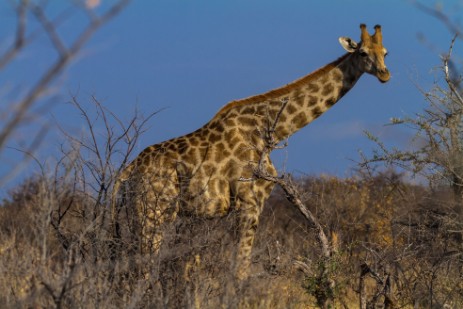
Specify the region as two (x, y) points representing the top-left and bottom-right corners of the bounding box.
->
(209, 52), (364, 144)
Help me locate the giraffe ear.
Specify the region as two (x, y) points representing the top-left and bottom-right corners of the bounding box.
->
(339, 37), (358, 53)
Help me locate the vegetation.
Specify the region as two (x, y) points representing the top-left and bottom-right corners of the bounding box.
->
(1, 1), (463, 308)
(1, 161), (462, 308)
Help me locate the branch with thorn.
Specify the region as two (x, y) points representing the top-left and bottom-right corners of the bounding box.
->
(241, 98), (333, 259)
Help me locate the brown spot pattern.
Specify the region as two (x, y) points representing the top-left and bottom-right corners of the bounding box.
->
(322, 83), (334, 96)
(293, 111), (308, 129)
(312, 107), (323, 119)
(307, 95), (318, 106)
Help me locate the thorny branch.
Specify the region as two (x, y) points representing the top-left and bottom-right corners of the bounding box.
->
(243, 99), (333, 259)
(362, 36), (463, 199)
(243, 98), (337, 307)
(442, 35), (463, 106)
(359, 262), (395, 309)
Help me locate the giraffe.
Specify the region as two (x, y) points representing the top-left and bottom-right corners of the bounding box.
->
(111, 24), (389, 281)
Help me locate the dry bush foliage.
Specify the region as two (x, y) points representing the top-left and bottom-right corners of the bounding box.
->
(1, 169), (462, 308)
(1, 4), (462, 306)
(0, 91), (462, 309)
(1, 2), (462, 308)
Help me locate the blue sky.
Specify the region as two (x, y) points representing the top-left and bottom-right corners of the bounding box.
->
(1, 0), (463, 193)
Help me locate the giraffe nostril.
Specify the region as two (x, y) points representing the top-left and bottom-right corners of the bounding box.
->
(378, 67), (389, 74)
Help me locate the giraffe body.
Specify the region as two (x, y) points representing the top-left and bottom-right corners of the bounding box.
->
(112, 24), (389, 280)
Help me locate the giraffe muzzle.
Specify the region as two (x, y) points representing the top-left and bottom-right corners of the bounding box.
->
(377, 68), (390, 83)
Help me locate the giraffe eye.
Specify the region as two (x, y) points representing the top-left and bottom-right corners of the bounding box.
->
(359, 50), (368, 57)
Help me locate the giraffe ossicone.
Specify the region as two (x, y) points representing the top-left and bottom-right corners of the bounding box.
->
(111, 24), (390, 280)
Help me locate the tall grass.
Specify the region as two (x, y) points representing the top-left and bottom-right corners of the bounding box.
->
(1, 98), (462, 308)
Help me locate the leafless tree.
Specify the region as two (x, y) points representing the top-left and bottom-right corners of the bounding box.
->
(0, 94), (160, 308)
(362, 30), (463, 212)
(0, 0), (130, 186)
(359, 3), (463, 307)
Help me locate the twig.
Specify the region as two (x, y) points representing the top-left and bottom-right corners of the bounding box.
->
(0, 0), (131, 154)
(414, 2), (462, 38)
(241, 97), (332, 258)
(0, 0), (27, 69)
(442, 35), (463, 106)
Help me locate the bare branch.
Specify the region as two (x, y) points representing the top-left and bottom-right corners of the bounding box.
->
(442, 35), (463, 106)
(415, 2), (462, 38)
(31, 3), (69, 57)
(0, 125), (48, 187)
(0, 0), (131, 157)
(0, 0), (27, 69)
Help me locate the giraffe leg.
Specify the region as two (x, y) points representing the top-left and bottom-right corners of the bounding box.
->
(234, 181), (274, 281)
(129, 168), (180, 282)
(234, 157), (276, 281)
(235, 205), (260, 281)
(140, 218), (164, 255)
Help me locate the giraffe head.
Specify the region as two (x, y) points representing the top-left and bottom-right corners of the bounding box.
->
(339, 24), (390, 83)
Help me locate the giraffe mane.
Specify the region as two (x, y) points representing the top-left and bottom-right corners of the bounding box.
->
(211, 53), (350, 121)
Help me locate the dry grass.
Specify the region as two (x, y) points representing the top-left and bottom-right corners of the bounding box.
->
(1, 172), (462, 308)
(1, 97), (462, 308)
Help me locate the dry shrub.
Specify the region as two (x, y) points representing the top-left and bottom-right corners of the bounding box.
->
(1, 170), (462, 308)
(0, 175), (313, 309)
(1, 94), (462, 308)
